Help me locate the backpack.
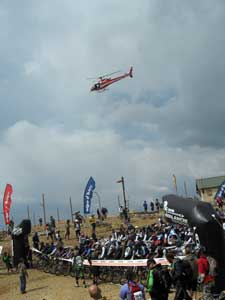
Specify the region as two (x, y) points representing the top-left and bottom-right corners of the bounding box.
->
(173, 259), (193, 283)
(128, 282), (144, 300)
(156, 268), (172, 291)
(207, 256), (217, 277)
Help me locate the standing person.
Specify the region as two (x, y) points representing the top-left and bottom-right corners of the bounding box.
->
(2, 252), (13, 273)
(101, 207), (108, 220)
(123, 207), (129, 224)
(39, 217), (43, 227)
(18, 258), (28, 294)
(50, 216), (56, 240)
(96, 209), (101, 220)
(89, 215), (96, 235)
(120, 269), (145, 300)
(146, 258), (170, 300)
(119, 206), (123, 219)
(143, 200), (148, 213)
(88, 249), (101, 285)
(65, 220), (71, 240)
(167, 253), (193, 300)
(183, 246), (198, 300)
(155, 199), (160, 212)
(32, 232), (40, 249)
(150, 201), (155, 213)
(46, 223), (51, 240)
(73, 249), (86, 288)
(74, 219), (81, 239)
(197, 247), (216, 300)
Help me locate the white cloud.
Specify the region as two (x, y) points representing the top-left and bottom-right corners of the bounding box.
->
(0, 121), (225, 224)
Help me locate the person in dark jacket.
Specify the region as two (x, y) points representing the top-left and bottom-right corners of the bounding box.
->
(167, 253), (192, 300)
(146, 258), (170, 300)
(32, 232), (40, 249)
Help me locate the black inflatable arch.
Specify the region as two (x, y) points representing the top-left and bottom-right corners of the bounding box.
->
(162, 194), (225, 292)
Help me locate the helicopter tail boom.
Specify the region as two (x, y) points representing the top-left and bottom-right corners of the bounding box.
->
(129, 66), (133, 78)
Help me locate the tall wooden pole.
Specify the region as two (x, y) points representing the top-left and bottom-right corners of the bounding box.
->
(121, 177), (127, 210)
(117, 177), (127, 210)
(57, 208), (60, 223)
(184, 181), (188, 198)
(27, 205), (30, 219)
(69, 197), (73, 222)
(42, 194), (47, 226)
(118, 195), (121, 207)
(33, 211), (36, 226)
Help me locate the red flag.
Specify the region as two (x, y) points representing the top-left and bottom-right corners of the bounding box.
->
(3, 184), (13, 225)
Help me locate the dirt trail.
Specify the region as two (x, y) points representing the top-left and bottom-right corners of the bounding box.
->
(0, 268), (120, 300)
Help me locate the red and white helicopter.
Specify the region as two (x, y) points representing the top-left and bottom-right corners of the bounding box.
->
(89, 66), (133, 92)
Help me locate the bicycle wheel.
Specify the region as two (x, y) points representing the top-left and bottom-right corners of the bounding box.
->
(112, 268), (122, 284)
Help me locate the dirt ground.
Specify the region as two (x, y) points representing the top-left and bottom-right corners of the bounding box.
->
(0, 267), (121, 300)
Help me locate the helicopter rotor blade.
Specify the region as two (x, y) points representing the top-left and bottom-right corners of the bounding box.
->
(86, 77), (98, 80)
(100, 70), (121, 78)
(86, 70), (121, 81)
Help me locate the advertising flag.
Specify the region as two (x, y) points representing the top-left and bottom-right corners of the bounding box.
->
(215, 180), (225, 201)
(3, 184), (13, 225)
(83, 177), (96, 214)
(172, 174), (177, 194)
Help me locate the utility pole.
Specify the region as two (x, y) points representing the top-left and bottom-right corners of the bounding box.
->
(42, 194), (47, 226)
(27, 205), (30, 220)
(117, 177), (127, 210)
(184, 181), (188, 198)
(33, 211), (36, 226)
(57, 208), (60, 223)
(117, 195), (121, 207)
(69, 197), (73, 222)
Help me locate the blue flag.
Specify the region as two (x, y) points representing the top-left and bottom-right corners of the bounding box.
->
(215, 180), (225, 200)
(83, 176), (96, 214)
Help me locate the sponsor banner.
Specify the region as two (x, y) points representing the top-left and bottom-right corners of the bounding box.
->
(164, 200), (188, 226)
(83, 259), (148, 267)
(83, 177), (96, 214)
(154, 257), (170, 266)
(3, 184), (13, 225)
(50, 258), (149, 266)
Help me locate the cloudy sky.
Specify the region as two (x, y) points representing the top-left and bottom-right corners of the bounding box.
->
(1, 0), (225, 226)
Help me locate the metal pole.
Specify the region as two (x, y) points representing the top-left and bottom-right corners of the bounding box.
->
(57, 208), (60, 223)
(42, 194), (47, 226)
(27, 205), (30, 219)
(69, 197), (73, 222)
